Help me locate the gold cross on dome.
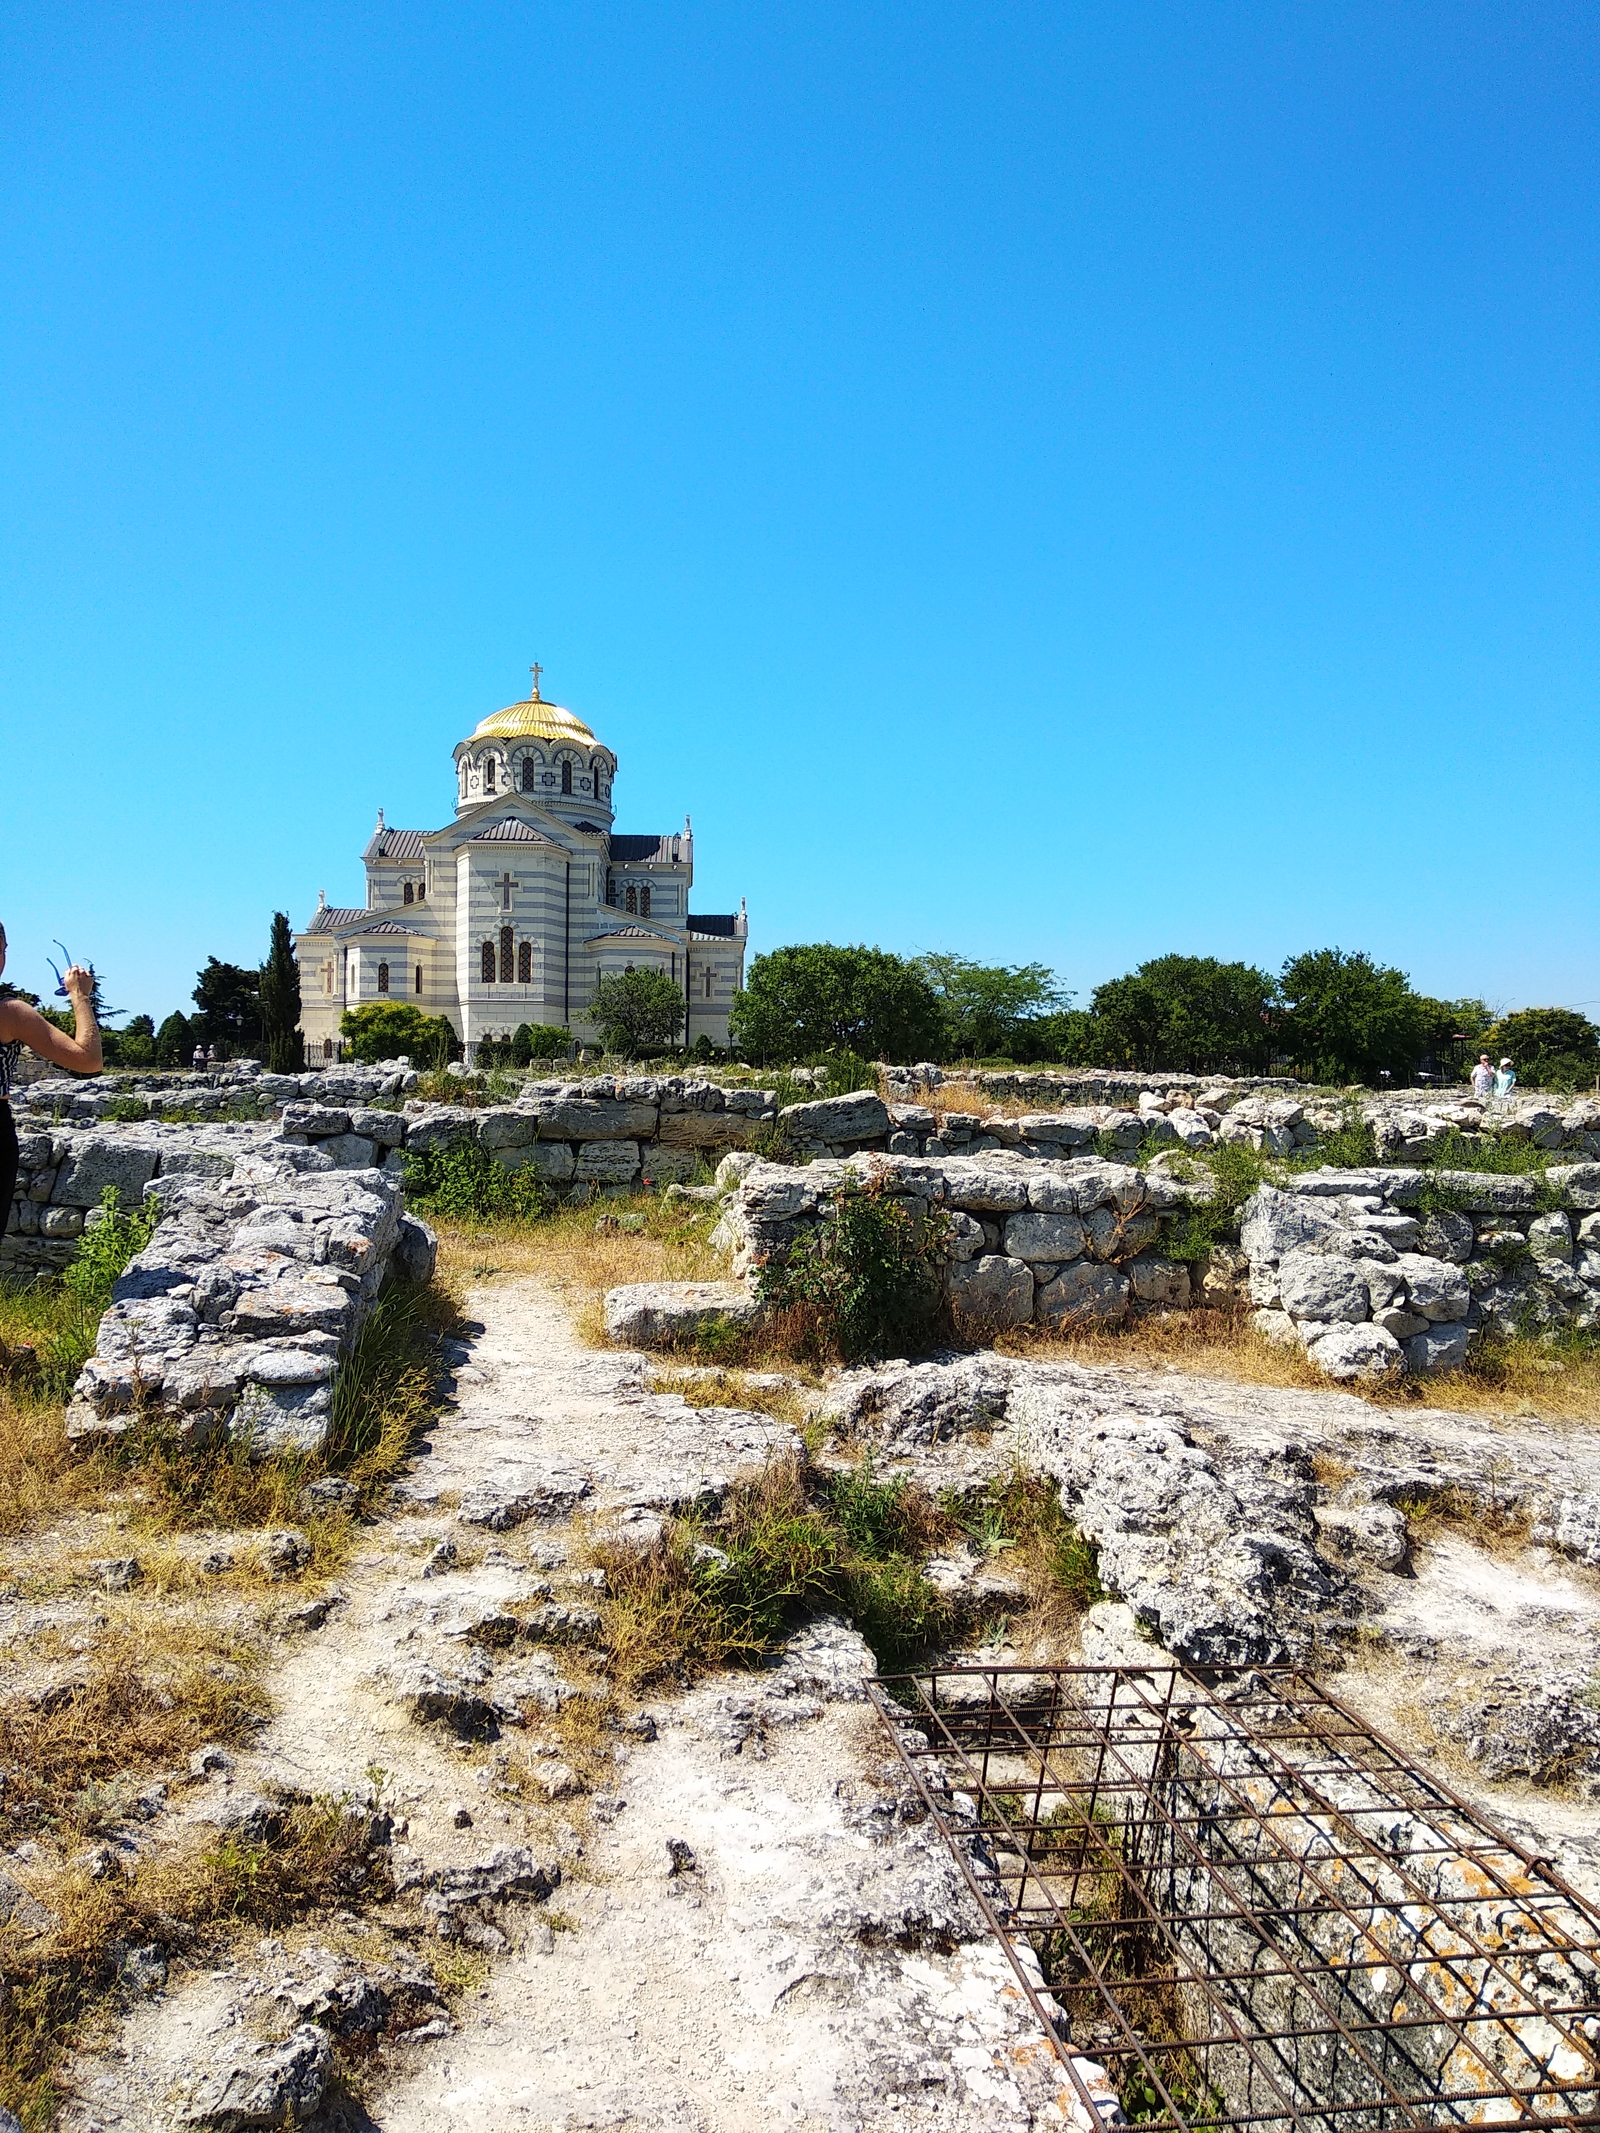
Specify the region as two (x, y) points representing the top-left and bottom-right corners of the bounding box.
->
(529, 662), (543, 700)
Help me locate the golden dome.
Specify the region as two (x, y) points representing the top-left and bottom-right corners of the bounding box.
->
(472, 675), (595, 747)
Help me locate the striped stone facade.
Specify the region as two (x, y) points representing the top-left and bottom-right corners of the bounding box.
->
(294, 681), (747, 1061)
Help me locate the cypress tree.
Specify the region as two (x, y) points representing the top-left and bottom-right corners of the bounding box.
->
(259, 911), (303, 1073)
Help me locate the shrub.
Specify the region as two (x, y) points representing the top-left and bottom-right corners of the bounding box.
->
(729, 944), (944, 1064)
(63, 1188), (160, 1314)
(592, 1452), (958, 1686)
(755, 1175), (951, 1363)
(402, 1135), (547, 1223)
(512, 1022), (570, 1065)
(341, 1001), (459, 1067)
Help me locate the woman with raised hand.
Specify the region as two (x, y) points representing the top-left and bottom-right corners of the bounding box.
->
(0, 921), (103, 1243)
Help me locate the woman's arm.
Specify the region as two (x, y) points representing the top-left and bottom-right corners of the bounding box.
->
(0, 965), (103, 1075)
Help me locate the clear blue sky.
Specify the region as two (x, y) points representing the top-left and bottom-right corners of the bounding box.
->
(3, 5), (1597, 1028)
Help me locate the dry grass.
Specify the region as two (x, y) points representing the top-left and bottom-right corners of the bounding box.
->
(651, 1366), (820, 1431)
(0, 1790), (395, 2128)
(435, 1195), (725, 1314)
(0, 1614), (268, 1842)
(995, 1307), (1600, 1427)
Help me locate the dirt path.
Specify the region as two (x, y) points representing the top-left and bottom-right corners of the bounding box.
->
(62, 1281), (1079, 2133)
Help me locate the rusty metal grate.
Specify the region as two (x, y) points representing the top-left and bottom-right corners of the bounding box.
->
(867, 1663), (1600, 2131)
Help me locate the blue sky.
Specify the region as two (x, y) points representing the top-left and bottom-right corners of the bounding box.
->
(3, 4), (1597, 1027)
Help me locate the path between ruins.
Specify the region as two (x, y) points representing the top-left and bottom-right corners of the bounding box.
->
(67, 1280), (1079, 2133)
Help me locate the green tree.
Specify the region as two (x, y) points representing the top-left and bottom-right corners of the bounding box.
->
(192, 957), (262, 1054)
(592, 969), (686, 1058)
(340, 1001), (459, 1066)
(729, 945), (944, 1064)
(1083, 955), (1276, 1072)
(259, 911), (303, 1073)
(511, 1022), (571, 1064)
(155, 1011), (194, 1067)
(1277, 948), (1427, 1084)
(1485, 1007), (1600, 1091)
(914, 954), (1065, 1060)
(109, 1014), (157, 1068)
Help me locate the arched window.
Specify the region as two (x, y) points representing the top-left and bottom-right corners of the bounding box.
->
(561, 759), (572, 795)
(593, 762), (605, 802)
(403, 880), (413, 905)
(499, 925), (514, 982)
(518, 940), (532, 984)
(625, 885), (637, 914)
(481, 941), (496, 983)
(483, 755), (496, 793)
(640, 886), (651, 918)
(323, 1036), (334, 1059)
(415, 964), (423, 995)
(377, 961), (390, 994)
(521, 756), (536, 793)
(705, 967), (713, 998)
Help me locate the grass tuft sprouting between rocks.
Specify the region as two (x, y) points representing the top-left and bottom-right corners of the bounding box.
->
(590, 1453), (1101, 1691)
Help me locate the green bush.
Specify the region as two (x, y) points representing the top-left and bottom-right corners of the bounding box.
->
(511, 1022), (571, 1065)
(341, 1002), (459, 1067)
(755, 1176), (951, 1362)
(63, 1187), (161, 1312)
(402, 1134), (547, 1223)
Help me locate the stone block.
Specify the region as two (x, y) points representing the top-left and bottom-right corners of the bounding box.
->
(228, 1382), (333, 1458)
(394, 1213), (438, 1285)
(278, 1103), (352, 1138)
(1528, 1211), (1574, 1263)
(1392, 1252), (1471, 1323)
(1304, 1322), (1405, 1382)
(1250, 1308), (1300, 1347)
(496, 1141), (575, 1181)
(53, 1139), (160, 1210)
(941, 1164), (1031, 1214)
(1403, 1320), (1473, 1376)
(1419, 1210), (1474, 1264)
(775, 1092), (890, 1145)
(1128, 1254), (1190, 1307)
(477, 1109), (535, 1150)
(526, 1098), (659, 1141)
(1035, 1260), (1130, 1329)
(38, 1206), (85, 1239)
(348, 1107), (407, 1147)
(1003, 1209), (1087, 1263)
(1026, 1172), (1080, 1213)
(320, 1135), (379, 1169)
(1277, 1248), (1369, 1325)
(948, 1254), (1035, 1331)
(574, 1140), (641, 1183)
(1239, 1186), (1340, 1264)
(639, 1145), (702, 1185)
(1083, 1205), (1160, 1262)
(602, 1281), (763, 1348)
(402, 1108), (479, 1154)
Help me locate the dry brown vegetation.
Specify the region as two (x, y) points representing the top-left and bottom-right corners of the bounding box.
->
(0, 1266), (463, 2126)
(996, 1307), (1600, 1428)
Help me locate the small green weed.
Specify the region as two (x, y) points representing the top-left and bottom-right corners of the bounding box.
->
(62, 1187), (159, 1314)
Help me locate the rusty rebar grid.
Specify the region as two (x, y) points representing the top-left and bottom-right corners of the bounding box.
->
(867, 1663), (1600, 2132)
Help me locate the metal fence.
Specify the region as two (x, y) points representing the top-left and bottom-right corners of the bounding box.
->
(867, 1663), (1600, 2131)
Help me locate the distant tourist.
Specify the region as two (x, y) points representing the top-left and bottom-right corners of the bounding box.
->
(0, 920), (103, 1243)
(1494, 1057), (1517, 1099)
(192, 1043), (206, 1069)
(205, 1044), (218, 1067)
(1471, 1054), (1494, 1098)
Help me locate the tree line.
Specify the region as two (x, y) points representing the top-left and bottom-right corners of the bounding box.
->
(726, 944), (1600, 1090)
(14, 922), (1593, 1090)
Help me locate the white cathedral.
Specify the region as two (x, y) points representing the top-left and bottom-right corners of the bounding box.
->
(295, 671), (748, 1062)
